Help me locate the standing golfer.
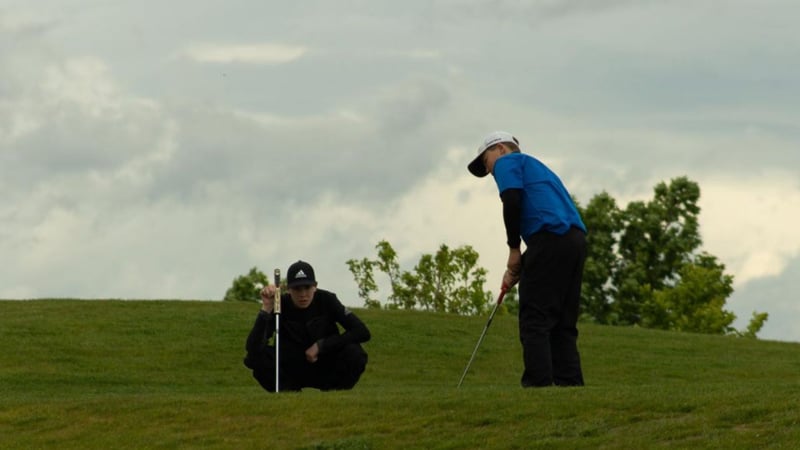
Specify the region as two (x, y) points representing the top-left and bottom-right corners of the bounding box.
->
(468, 131), (586, 387)
(244, 260), (370, 392)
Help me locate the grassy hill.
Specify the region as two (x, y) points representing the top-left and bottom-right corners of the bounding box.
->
(1, 300), (799, 449)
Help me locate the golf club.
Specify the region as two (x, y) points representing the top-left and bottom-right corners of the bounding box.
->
(273, 268), (281, 393)
(457, 286), (507, 388)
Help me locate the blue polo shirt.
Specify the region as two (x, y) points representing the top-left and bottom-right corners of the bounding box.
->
(492, 153), (586, 244)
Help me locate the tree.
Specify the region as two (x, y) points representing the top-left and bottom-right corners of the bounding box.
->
(736, 311), (770, 339)
(374, 240), (415, 310)
(579, 176), (768, 337)
(347, 240), (494, 315)
(577, 192), (623, 324)
(641, 253), (736, 334)
(223, 267), (269, 302)
(614, 177), (702, 325)
(345, 258), (380, 309)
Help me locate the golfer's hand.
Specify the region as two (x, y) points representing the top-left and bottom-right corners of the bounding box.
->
(305, 342), (320, 363)
(503, 270), (520, 289)
(260, 285), (276, 313)
(504, 248), (522, 288)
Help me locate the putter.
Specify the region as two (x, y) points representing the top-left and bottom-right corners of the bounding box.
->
(457, 286), (507, 388)
(274, 268), (281, 393)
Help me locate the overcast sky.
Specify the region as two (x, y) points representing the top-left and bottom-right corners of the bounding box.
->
(2, 0), (798, 342)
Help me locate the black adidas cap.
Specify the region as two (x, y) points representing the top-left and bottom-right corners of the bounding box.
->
(287, 260), (316, 288)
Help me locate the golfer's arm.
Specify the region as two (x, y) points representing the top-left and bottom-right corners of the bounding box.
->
(500, 188), (522, 249)
(316, 312), (371, 355)
(245, 310), (275, 354)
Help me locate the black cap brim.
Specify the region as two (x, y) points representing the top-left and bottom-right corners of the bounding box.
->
(468, 153), (489, 178)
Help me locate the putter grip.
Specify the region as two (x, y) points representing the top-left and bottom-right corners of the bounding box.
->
(273, 269), (281, 314)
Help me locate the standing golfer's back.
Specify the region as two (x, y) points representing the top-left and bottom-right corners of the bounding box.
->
(492, 152), (585, 240)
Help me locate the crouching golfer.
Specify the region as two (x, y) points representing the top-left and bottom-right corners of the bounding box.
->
(244, 260), (370, 392)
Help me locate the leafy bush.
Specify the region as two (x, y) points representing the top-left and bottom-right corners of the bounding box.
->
(223, 267), (268, 302)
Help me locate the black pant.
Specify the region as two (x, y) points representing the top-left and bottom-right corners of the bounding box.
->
(245, 343), (368, 392)
(518, 227), (586, 387)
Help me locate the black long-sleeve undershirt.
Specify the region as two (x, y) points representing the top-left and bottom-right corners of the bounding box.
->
(501, 188), (523, 249)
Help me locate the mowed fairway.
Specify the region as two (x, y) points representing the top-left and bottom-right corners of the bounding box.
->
(1, 300), (799, 449)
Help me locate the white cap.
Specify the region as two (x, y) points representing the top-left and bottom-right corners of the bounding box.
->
(467, 131), (520, 177)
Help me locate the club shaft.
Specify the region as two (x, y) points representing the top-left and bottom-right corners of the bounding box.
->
(457, 289), (506, 388)
(274, 269), (281, 393)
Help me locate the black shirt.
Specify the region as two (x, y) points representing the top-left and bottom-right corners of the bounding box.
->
(246, 289), (370, 359)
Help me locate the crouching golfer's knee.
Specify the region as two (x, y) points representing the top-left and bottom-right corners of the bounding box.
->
(331, 343), (368, 390)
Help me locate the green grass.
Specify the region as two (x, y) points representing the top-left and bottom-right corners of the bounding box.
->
(1, 300), (799, 449)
